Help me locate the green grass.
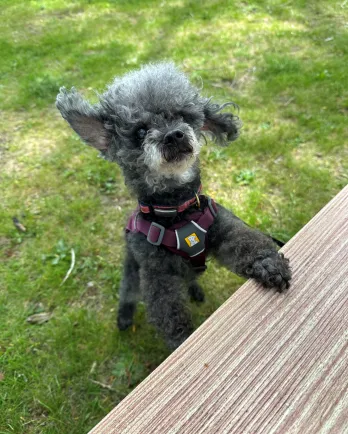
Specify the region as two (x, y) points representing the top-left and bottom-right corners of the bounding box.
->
(0, 0), (347, 432)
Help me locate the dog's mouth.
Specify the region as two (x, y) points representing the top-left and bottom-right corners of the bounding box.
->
(162, 142), (194, 163)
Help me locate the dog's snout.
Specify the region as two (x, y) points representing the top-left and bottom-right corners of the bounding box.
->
(164, 130), (185, 145)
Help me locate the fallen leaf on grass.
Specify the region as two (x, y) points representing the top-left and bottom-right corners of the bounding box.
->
(90, 379), (115, 391)
(90, 361), (97, 375)
(0, 372), (4, 381)
(12, 217), (26, 232)
(26, 312), (52, 325)
(60, 248), (75, 286)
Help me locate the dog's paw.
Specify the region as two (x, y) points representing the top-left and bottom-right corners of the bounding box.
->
(117, 302), (135, 331)
(167, 327), (193, 350)
(188, 282), (205, 302)
(117, 315), (133, 331)
(245, 251), (292, 292)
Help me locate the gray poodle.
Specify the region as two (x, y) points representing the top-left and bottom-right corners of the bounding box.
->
(56, 62), (291, 349)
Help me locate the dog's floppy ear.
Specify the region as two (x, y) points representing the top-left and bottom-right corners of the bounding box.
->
(56, 87), (110, 150)
(202, 99), (241, 146)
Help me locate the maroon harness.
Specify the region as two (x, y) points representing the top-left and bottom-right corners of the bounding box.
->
(126, 191), (218, 272)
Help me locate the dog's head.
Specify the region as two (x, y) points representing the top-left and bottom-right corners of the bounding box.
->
(56, 62), (240, 192)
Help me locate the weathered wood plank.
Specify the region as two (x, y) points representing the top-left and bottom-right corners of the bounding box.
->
(90, 186), (348, 434)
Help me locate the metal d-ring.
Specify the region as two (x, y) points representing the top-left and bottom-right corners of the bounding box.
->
(195, 192), (201, 209)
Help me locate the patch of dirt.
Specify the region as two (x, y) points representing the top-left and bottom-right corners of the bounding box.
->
(100, 195), (133, 210)
(0, 237), (11, 249)
(1, 109), (61, 176)
(292, 143), (348, 178)
(70, 282), (109, 310)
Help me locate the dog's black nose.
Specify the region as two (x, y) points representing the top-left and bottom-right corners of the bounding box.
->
(164, 130), (185, 145)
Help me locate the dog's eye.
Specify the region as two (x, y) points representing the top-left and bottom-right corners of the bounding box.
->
(137, 128), (147, 140)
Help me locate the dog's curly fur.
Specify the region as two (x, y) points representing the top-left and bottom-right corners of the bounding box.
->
(56, 62), (291, 349)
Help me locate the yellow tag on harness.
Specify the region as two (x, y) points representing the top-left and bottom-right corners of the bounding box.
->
(185, 233), (200, 247)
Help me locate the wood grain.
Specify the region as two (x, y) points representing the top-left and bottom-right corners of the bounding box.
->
(90, 185), (348, 434)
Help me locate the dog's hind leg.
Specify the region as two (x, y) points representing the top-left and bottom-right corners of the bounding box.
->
(188, 280), (205, 302)
(117, 248), (140, 331)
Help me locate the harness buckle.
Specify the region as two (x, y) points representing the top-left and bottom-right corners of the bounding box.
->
(153, 208), (178, 217)
(147, 222), (165, 246)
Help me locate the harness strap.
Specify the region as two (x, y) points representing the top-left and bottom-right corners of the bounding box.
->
(127, 200), (216, 248)
(139, 184), (203, 216)
(126, 196), (217, 272)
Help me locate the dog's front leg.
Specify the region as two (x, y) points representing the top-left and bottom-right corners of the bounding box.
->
(139, 255), (193, 350)
(208, 204), (291, 291)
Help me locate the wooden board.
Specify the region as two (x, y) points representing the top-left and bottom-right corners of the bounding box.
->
(90, 186), (348, 434)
